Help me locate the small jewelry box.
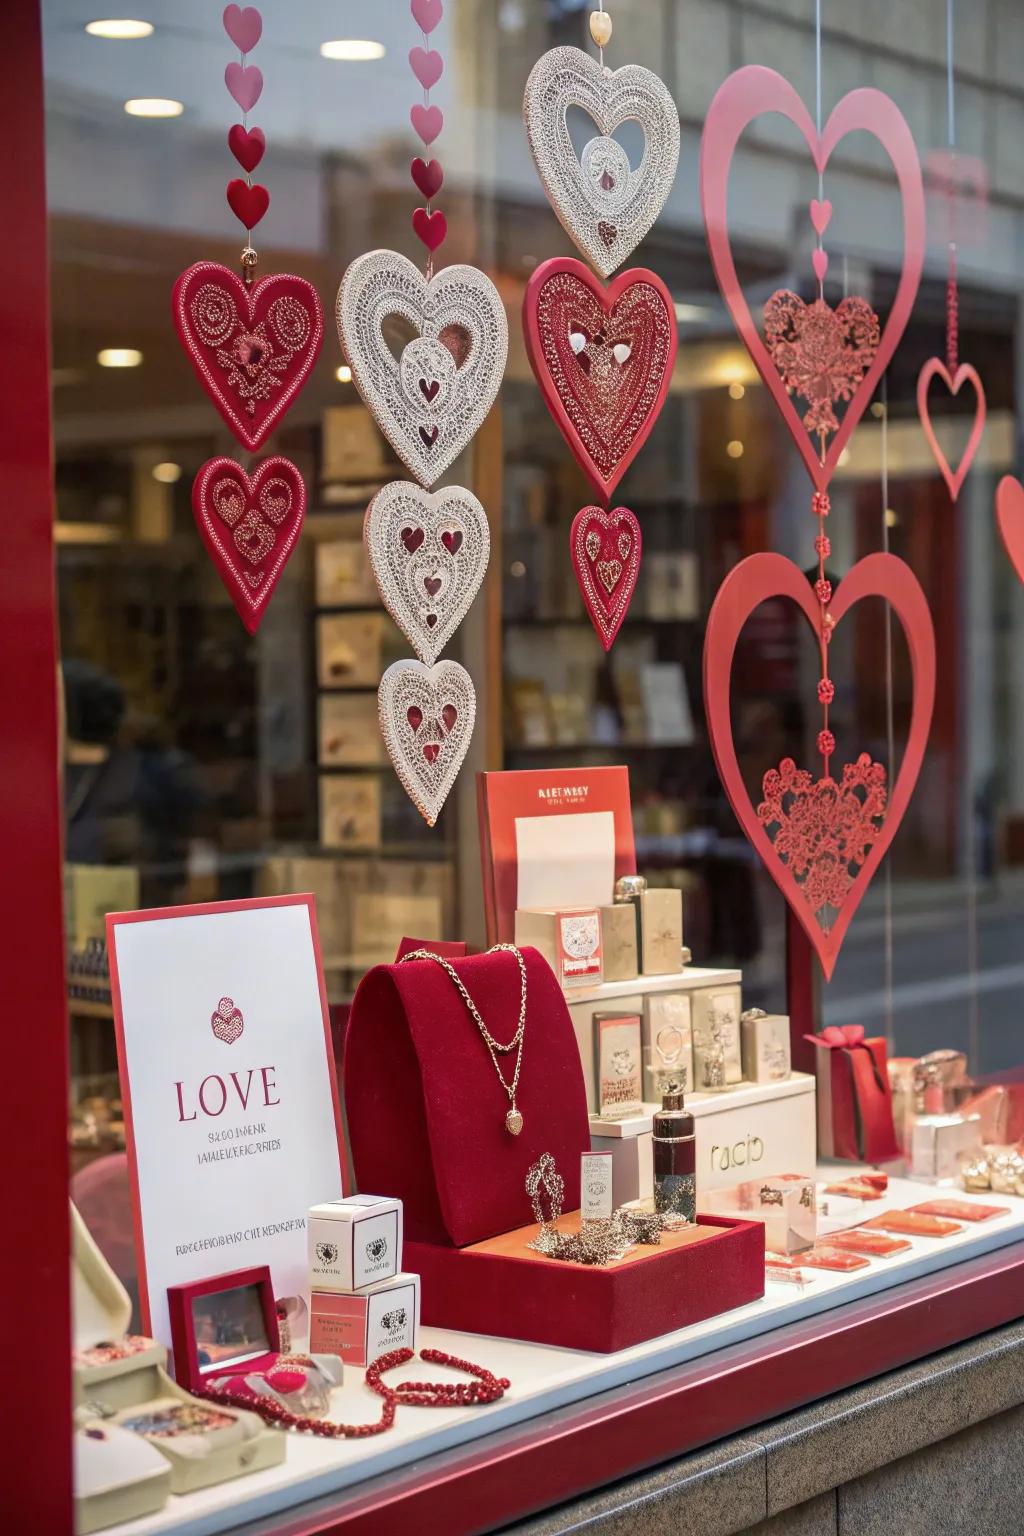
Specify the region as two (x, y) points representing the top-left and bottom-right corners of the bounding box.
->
(740, 1009), (792, 1083)
(599, 902), (639, 982)
(308, 1194), (404, 1292)
(692, 985), (743, 1089)
(593, 1011), (643, 1119)
(514, 906), (604, 988)
(309, 1271), (421, 1365)
(639, 888), (683, 975)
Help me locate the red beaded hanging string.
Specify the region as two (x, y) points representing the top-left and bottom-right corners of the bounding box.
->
(410, 0), (447, 278)
(811, 0), (835, 781)
(222, 5), (270, 284)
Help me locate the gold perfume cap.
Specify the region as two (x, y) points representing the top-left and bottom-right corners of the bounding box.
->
(614, 875), (647, 901)
(661, 1083), (686, 1112)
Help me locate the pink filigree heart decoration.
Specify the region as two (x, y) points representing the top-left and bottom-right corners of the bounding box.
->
(704, 551), (935, 979)
(378, 659), (476, 826)
(523, 257), (678, 500)
(192, 456), (306, 635)
(917, 359), (986, 503)
(700, 66), (925, 492)
(996, 476), (1024, 588)
(173, 262), (323, 452)
(570, 505), (642, 651)
(763, 289), (880, 442)
(211, 995), (244, 1044)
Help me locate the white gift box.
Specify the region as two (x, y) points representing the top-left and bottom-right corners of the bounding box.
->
(309, 1272), (420, 1366)
(308, 1194), (404, 1292)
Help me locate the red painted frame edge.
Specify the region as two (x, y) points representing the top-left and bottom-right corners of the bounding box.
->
(168, 1264), (280, 1393)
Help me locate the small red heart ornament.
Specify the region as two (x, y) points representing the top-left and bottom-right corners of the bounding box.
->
(411, 156), (444, 199)
(704, 551), (935, 979)
(228, 123), (265, 172)
(192, 457), (307, 634)
(412, 207), (447, 253)
(226, 178), (269, 231)
(570, 505), (642, 651)
(173, 261), (323, 451)
(917, 358), (986, 502)
(523, 257), (678, 499)
(996, 476), (1024, 587)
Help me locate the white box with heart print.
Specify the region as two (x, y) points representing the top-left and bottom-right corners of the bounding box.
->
(307, 1195), (403, 1292)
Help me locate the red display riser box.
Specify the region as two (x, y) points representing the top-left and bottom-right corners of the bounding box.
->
(407, 1213), (764, 1354)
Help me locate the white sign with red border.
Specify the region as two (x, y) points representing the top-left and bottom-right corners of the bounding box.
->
(107, 894), (345, 1352)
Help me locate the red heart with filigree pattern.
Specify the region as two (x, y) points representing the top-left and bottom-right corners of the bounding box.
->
(193, 457), (306, 635)
(173, 261), (323, 452)
(704, 552), (935, 979)
(570, 505), (642, 651)
(523, 258), (678, 499)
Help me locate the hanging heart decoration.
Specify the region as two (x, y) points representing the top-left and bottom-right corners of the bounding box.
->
(917, 360), (986, 503)
(523, 45), (680, 278)
(378, 659), (477, 826)
(523, 257), (677, 500)
(365, 480), (490, 666)
(173, 264), (323, 452)
(996, 476), (1024, 587)
(192, 456), (306, 635)
(337, 250), (508, 487)
(704, 552), (935, 980)
(700, 66), (925, 491)
(570, 505), (641, 650)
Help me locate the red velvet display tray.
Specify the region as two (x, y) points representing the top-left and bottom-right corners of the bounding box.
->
(407, 1213), (764, 1353)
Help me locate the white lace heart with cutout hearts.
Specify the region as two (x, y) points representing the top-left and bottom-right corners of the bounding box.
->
(365, 481), (490, 667)
(523, 45), (680, 277)
(378, 659), (476, 826)
(336, 251), (508, 487)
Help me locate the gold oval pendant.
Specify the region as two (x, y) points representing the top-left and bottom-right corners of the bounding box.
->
(506, 1108), (524, 1136)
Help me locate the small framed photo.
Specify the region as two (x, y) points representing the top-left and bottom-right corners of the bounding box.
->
(168, 1265), (279, 1393)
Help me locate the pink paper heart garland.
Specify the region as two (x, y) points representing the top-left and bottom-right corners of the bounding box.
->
(223, 4), (262, 54)
(225, 61), (262, 112)
(996, 476), (1024, 588)
(917, 359), (986, 503)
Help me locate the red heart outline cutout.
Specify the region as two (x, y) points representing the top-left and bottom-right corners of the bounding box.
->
(700, 67), (925, 493)
(173, 261), (324, 451)
(523, 257), (678, 500)
(570, 505), (642, 650)
(996, 475), (1024, 587)
(704, 552), (935, 979)
(917, 359), (986, 503)
(192, 456), (307, 635)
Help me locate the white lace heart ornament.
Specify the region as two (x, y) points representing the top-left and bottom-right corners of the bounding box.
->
(377, 659), (477, 826)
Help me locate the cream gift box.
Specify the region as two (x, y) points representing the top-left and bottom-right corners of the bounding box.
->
(599, 903), (639, 982)
(639, 888), (683, 975)
(692, 984), (743, 1089)
(910, 1113), (983, 1183)
(74, 1421), (171, 1535)
(593, 1011), (643, 1119)
(740, 1009), (792, 1083)
(643, 991), (694, 1098)
(309, 1272), (420, 1366)
(308, 1194), (404, 1292)
(515, 906), (603, 988)
(71, 1205), (283, 1503)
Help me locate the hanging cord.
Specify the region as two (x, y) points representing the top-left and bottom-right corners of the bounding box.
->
(880, 376), (895, 1052)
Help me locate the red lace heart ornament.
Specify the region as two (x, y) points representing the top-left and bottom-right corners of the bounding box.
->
(996, 476), (1024, 588)
(570, 505), (642, 651)
(173, 261), (323, 452)
(192, 456), (306, 635)
(917, 360), (986, 503)
(523, 258), (678, 500)
(704, 552), (935, 979)
(701, 67), (925, 491)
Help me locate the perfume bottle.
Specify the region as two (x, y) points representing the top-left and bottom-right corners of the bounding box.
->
(653, 1084), (696, 1224)
(613, 873), (647, 960)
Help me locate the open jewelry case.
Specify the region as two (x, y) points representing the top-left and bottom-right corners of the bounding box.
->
(345, 947), (764, 1352)
(71, 1202), (285, 1528)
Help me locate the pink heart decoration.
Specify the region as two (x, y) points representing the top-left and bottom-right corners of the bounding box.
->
(996, 476), (1024, 587)
(192, 457), (307, 634)
(704, 551), (935, 980)
(810, 198), (832, 236)
(916, 359), (986, 503)
(570, 506), (642, 651)
(701, 66), (925, 494)
(412, 207), (447, 253)
(411, 157), (443, 199)
(411, 0), (443, 34)
(225, 61), (263, 111)
(223, 4), (262, 53)
(410, 46), (444, 89)
(228, 123), (265, 172)
(811, 248), (829, 284)
(226, 178), (269, 230)
(172, 261), (323, 451)
(411, 103), (443, 146)
(210, 995), (245, 1044)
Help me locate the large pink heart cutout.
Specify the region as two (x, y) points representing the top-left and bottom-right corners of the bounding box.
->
(700, 67), (925, 493)
(996, 475), (1024, 587)
(917, 359), (986, 503)
(704, 552), (935, 980)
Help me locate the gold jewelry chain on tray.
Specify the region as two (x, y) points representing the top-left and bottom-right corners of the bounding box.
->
(398, 944), (528, 1136)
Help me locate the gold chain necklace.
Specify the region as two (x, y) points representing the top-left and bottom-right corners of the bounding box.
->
(399, 944), (527, 1135)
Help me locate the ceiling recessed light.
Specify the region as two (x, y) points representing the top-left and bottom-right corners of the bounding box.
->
(151, 462), (182, 484)
(97, 347), (143, 368)
(336, 364), (353, 383)
(726, 439), (744, 459)
(728, 381), (745, 400)
(86, 19), (154, 39)
(885, 507), (898, 528)
(320, 39), (385, 61)
(124, 97), (183, 118)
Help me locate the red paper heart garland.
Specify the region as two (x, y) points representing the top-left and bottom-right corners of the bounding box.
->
(523, 257), (678, 500)
(570, 506), (641, 651)
(704, 553), (936, 979)
(917, 360), (986, 503)
(192, 457), (306, 635)
(996, 476), (1024, 588)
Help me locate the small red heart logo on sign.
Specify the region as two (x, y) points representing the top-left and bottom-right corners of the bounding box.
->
(211, 995), (244, 1045)
(227, 179), (270, 231)
(228, 124), (265, 173)
(411, 157), (444, 199)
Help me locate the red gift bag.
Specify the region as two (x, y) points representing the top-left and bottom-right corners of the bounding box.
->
(807, 1026), (901, 1163)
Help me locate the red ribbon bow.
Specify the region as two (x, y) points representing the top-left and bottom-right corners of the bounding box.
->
(805, 1023), (883, 1092)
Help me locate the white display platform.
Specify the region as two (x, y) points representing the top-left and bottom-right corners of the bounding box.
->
(101, 1177), (1024, 1536)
